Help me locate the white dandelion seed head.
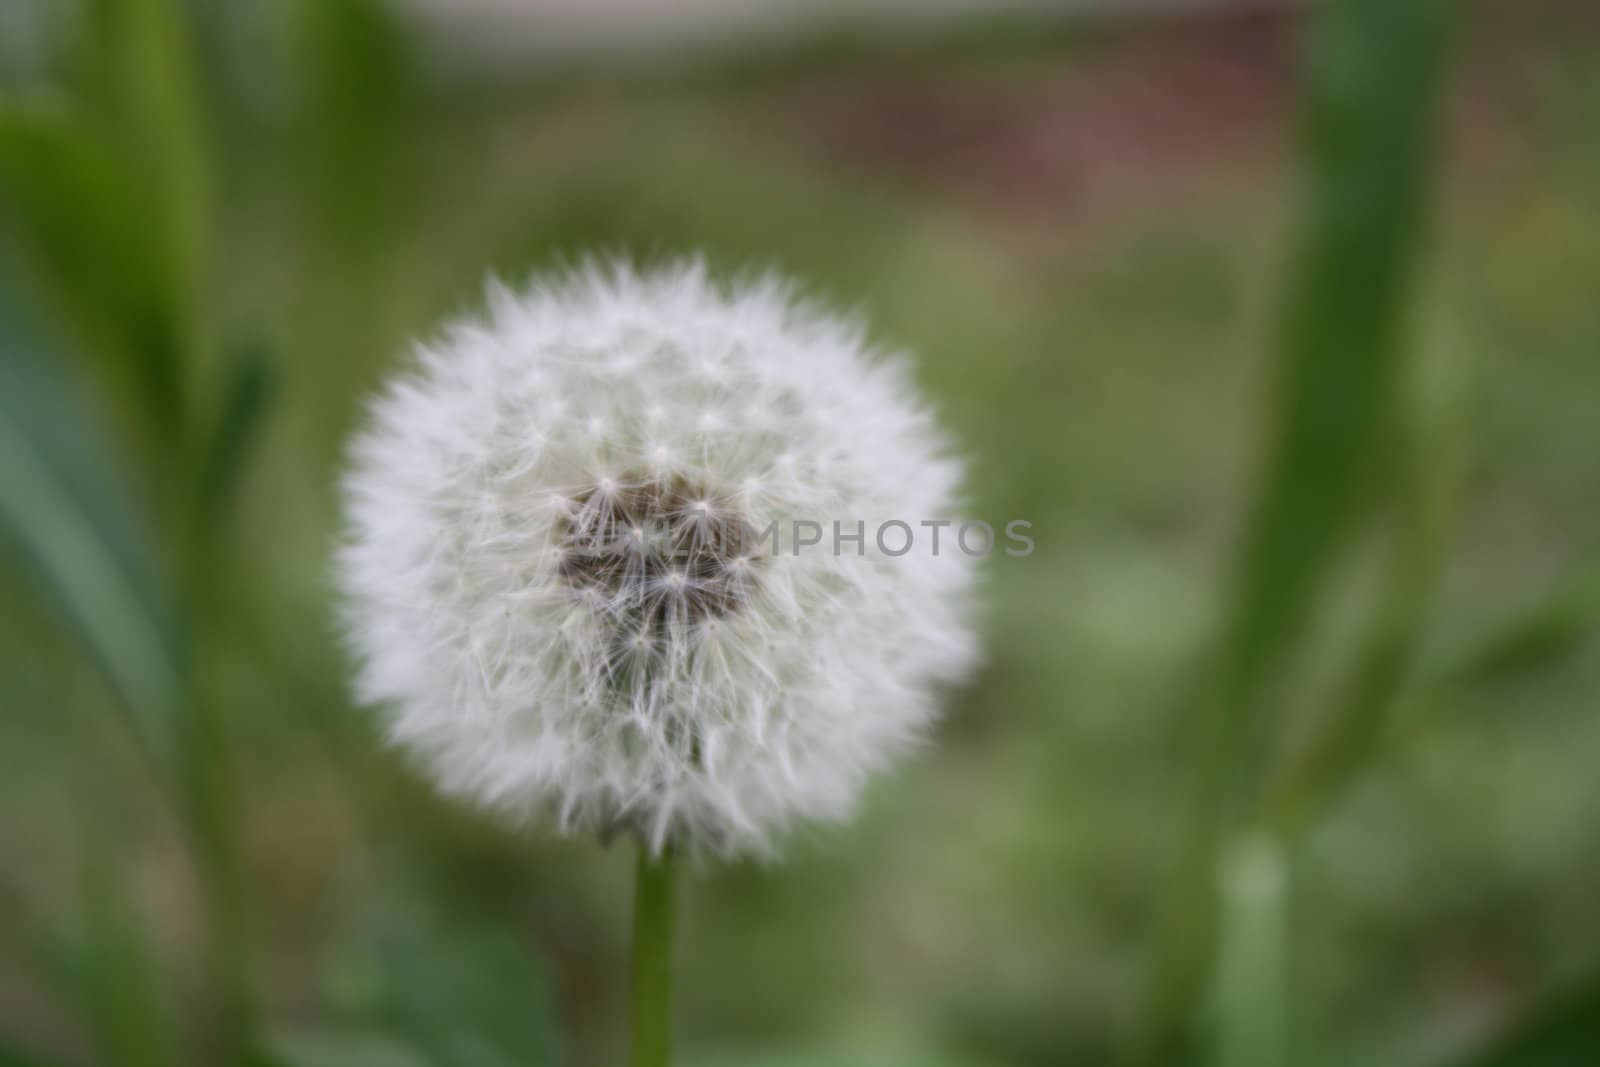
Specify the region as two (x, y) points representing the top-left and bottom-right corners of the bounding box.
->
(335, 259), (980, 859)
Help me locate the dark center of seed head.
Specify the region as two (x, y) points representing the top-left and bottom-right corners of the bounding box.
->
(556, 475), (761, 632)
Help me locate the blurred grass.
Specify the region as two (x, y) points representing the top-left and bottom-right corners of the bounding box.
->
(2, 2), (1600, 1066)
(0, 281), (183, 762)
(1142, 2), (1456, 1060)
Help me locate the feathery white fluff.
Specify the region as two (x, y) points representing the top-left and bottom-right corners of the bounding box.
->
(336, 260), (979, 858)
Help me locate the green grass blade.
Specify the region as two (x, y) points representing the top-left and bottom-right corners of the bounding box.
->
(1209, 0), (1455, 823)
(1265, 326), (1474, 834)
(195, 337), (276, 537)
(1431, 566), (1600, 692)
(72, 0), (210, 311)
(0, 100), (187, 439)
(0, 0), (211, 452)
(0, 279), (183, 766)
(1376, 563), (1600, 749)
(1136, 1), (1456, 1060)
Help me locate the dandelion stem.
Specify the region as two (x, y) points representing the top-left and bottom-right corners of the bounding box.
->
(630, 842), (676, 1067)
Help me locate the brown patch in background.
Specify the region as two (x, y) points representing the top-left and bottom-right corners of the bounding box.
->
(751, 3), (1599, 232)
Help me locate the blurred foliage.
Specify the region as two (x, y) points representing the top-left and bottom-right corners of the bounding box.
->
(0, 282), (182, 762)
(1143, 1), (1456, 1060)
(269, 891), (561, 1067)
(2, 1), (1599, 1066)
(1447, 968), (1600, 1067)
(70, 862), (181, 1067)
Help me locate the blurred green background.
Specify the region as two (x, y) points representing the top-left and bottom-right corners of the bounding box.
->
(2, 1), (1599, 1065)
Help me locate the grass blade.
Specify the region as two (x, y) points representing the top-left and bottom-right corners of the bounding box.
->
(0, 99), (186, 439)
(0, 277), (183, 765)
(195, 337), (276, 537)
(1136, 1), (1456, 1060)
(1265, 325), (1474, 834)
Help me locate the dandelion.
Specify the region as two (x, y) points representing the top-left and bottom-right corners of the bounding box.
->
(335, 260), (980, 1064)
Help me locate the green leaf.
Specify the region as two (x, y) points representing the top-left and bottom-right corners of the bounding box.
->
(0, 99), (186, 434)
(0, 276), (183, 767)
(196, 337), (276, 534)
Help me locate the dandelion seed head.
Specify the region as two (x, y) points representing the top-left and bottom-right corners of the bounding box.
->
(336, 259), (980, 858)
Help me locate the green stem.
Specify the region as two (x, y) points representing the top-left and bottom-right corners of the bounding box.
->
(630, 843), (677, 1067)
